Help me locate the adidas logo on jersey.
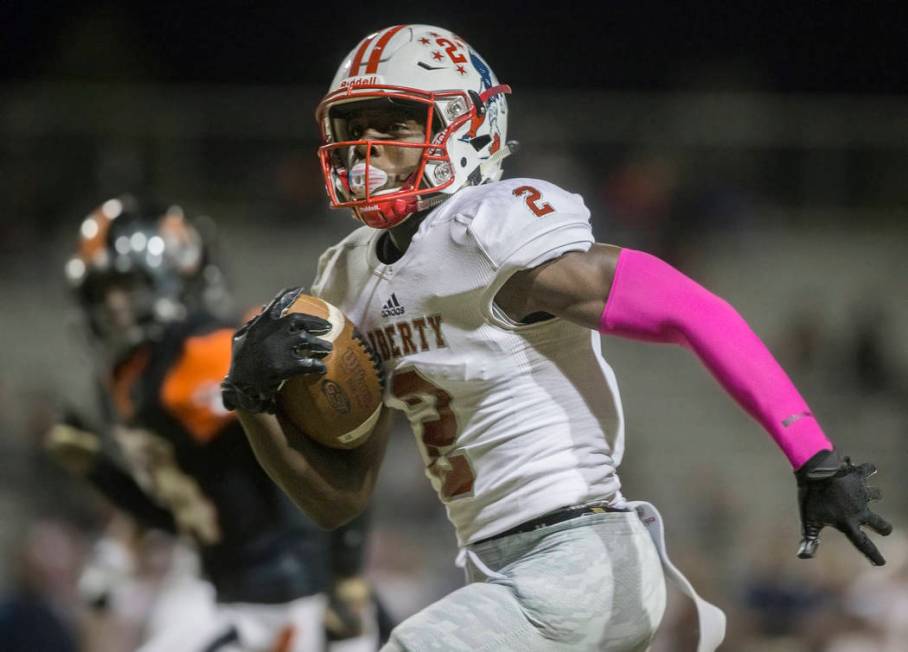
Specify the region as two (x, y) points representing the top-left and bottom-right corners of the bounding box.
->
(381, 293), (405, 318)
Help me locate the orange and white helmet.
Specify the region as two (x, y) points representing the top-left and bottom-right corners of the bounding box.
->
(316, 24), (513, 229)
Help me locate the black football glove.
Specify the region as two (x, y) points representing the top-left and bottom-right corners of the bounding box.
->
(221, 287), (333, 414)
(795, 448), (892, 566)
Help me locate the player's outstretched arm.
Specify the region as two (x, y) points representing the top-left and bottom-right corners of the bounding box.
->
(223, 287), (390, 529)
(499, 244), (891, 565)
(45, 422), (178, 533)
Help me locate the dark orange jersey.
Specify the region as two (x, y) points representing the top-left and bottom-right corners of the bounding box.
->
(98, 313), (365, 603)
(159, 328), (236, 443)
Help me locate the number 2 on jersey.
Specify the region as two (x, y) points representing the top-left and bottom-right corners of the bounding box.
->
(391, 369), (475, 499)
(513, 185), (555, 217)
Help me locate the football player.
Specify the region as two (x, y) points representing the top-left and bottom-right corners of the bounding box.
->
(50, 195), (383, 651)
(221, 25), (892, 651)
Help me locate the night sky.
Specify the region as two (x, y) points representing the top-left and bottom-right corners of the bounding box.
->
(3, 1), (907, 94)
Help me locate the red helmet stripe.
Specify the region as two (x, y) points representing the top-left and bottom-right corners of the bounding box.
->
(364, 24), (408, 74)
(349, 33), (377, 77)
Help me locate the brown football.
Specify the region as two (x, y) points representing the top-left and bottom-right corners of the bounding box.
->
(276, 293), (384, 449)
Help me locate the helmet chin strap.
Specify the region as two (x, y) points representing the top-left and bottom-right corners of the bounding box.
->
(359, 193), (447, 228)
(478, 140), (518, 180)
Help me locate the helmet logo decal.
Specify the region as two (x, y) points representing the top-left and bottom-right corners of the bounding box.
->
(470, 52), (504, 154)
(470, 52), (493, 91)
(434, 38), (467, 65)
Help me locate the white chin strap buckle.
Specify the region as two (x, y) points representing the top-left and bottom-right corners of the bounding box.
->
(348, 162), (388, 198)
(478, 141), (517, 179)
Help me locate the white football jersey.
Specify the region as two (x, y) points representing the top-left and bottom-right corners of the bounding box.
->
(311, 178), (626, 545)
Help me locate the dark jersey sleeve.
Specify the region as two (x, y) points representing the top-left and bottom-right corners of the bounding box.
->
(329, 510), (370, 579)
(86, 454), (177, 534)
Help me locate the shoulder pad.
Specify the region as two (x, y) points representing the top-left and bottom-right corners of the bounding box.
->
(453, 179), (593, 271)
(311, 226), (372, 301)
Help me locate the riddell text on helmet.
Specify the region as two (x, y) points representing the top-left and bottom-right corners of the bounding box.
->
(339, 75), (382, 90)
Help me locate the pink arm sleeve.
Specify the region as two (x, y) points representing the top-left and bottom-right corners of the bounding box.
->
(599, 248), (833, 469)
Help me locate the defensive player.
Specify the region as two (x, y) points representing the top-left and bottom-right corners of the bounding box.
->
(221, 25), (892, 651)
(52, 196), (383, 651)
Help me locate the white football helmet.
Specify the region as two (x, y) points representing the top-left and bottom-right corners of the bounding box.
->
(316, 24), (513, 229)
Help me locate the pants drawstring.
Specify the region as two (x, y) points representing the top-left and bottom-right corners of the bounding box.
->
(626, 500), (727, 652)
(455, 547), (509, 581)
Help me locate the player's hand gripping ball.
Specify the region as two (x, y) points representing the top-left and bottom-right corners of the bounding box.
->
(222, 287), (384, 449)
(222, 287), (333, 415)
(276, 290), (384, 449)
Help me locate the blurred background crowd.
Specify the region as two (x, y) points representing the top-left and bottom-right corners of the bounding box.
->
(1, 2), (906, 650)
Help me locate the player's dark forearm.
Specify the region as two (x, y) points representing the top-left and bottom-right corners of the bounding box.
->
(237, 409), (389, 529)
(329, 510), (370, 578)
(86, 455), (178, 533)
